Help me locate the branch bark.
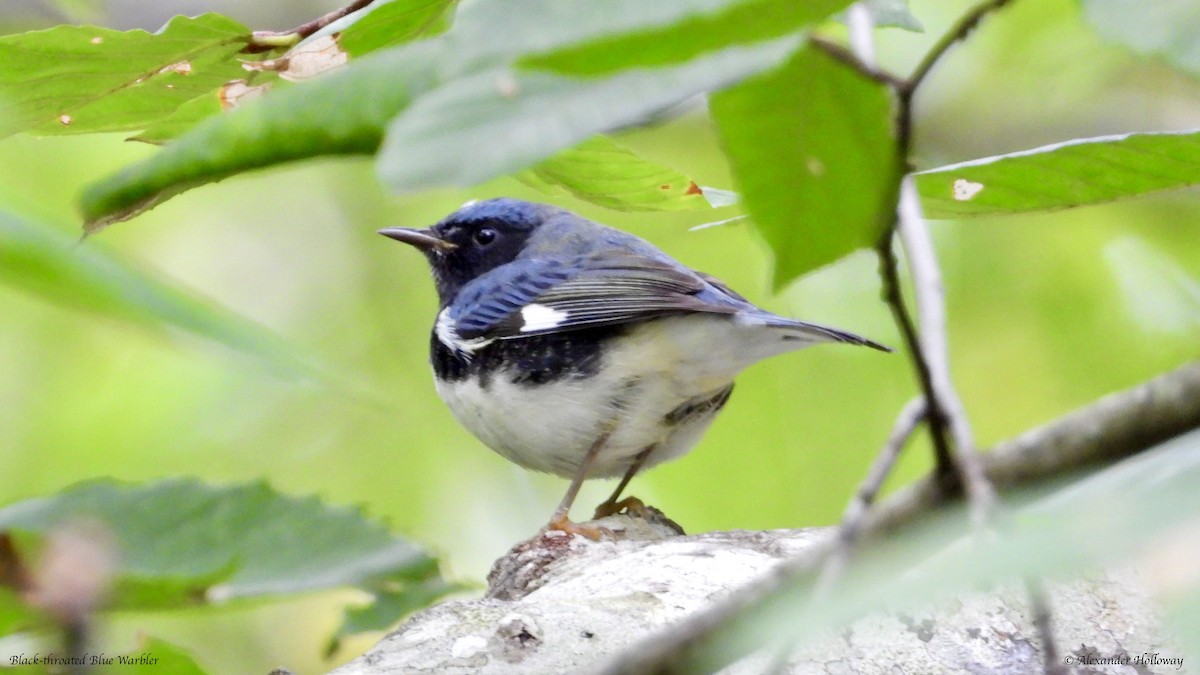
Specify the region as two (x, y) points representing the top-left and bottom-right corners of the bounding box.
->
(329, 517), (1170, 675)
(243, 0), (377, 53)
(869, 360), (1200, 535)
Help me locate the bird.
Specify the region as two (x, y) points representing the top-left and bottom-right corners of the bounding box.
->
(380, 198), (889, 539)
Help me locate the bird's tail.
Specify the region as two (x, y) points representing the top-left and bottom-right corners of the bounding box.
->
(756, 313), (892, 352)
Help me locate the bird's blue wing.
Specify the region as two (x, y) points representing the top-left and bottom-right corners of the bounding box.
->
(450, 252), (744, 340)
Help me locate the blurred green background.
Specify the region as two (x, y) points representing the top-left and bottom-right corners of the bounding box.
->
(1, 0), (1198, 672)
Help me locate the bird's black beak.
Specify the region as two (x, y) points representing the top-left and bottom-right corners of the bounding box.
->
(377, 227), (457, 253)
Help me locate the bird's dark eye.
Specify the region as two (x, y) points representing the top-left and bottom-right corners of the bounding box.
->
(473, 227), (497, 246)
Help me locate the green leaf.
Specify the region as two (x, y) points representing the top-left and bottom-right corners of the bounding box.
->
(1081, 0), (1200, 76)
(0, 211), (301, 371)
(326, 578), (463, 656)
(128, 92), (228, 145)
(0, 587), (40, 637)
(710, 45), (898, 288)
(127, 3), (456, 145)
(377, 39), (798, 191)
(115, 637), (209, 674)
(436, 0), (811, 74)
(338, 0), (459, 57)
(0, 14), (253, 138)
(79, 42), (442, 230)
(519, 0), (852, 75)
(0, 479), (445, 607)
(80, 0), (815, 228)
(517, 136), (716, 211)
(914, 130), (1200, 219)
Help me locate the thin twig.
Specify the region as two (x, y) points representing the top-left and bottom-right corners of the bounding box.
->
(847, 1), (957, 480)
(873, 0), (1016, 503)
(808, 37), (904, 89)
(815, 396), (927, 593)
(876, 230), (955, 475)
(243, 0), (377, 53)
(896, 177), (997, 524)
(901, 0), (1016, 97)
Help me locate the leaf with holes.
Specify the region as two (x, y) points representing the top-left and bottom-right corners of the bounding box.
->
(0, 14), (254, 138)
(915, 130), (1200, 219)
(80, 0), (819, 229)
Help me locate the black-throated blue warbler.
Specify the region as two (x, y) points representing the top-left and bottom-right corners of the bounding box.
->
(381, 198), (888, 538)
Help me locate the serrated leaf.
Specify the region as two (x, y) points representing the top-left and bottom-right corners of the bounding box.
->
(0, 14), (253, 138)
(710, 45), (898, 288)
(377, 39), (799, 191)
(0, 211), (302, 372)
(0, 479), (444, 607)
(519, 0), (852, 75)
(517, 136), (717, 211)
(81, 0), (816, 228)
(1081, 0), (1200, 76)
(326, 578), (462, 656)
(914, 129), (1200, 218)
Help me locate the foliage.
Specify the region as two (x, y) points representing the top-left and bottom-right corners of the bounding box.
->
(0, 0), (1198, 672)
(710, 44), (897, 285)
(0, 480), (453, 670)
(0, 210), (301, 373)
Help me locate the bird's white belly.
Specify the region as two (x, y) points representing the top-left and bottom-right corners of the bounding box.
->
(434, 315), (790, 478)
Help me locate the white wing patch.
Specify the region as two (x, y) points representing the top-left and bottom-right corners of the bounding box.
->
(436, 307), (494, 356)
(519, 303), (569, 332)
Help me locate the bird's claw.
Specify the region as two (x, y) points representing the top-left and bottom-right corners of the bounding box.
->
(592, 496), (649, 520)
(546, 514), (613, 541)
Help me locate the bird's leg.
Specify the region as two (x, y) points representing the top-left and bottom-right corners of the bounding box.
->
(592, 445), (655, 520)
(546, 427), (614, 540)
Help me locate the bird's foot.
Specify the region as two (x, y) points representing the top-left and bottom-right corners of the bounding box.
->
(545, 513), (612, 541)
(592, 496), (649, 520)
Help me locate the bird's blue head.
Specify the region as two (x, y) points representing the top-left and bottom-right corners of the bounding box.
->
(380, 198), (567, 304)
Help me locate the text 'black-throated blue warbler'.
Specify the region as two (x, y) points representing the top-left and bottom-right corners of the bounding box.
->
(381, 198), (889, 538)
